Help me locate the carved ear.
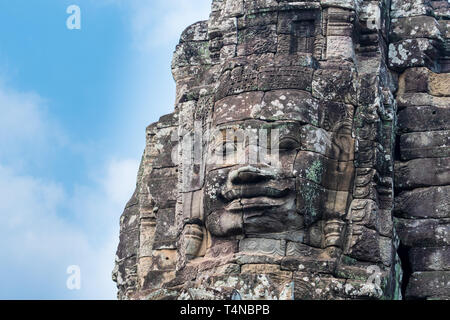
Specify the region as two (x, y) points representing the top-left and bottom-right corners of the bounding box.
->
(205, 210), (244, 238)
(183, 223), (204, 260)
(331, 120), (354, 162)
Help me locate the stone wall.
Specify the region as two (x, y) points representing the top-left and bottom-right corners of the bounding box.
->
(113, 0), (449, 300)
(391, 0), (450, 300)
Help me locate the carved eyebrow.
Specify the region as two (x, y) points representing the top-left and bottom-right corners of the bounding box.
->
(267, 122), (304, 131)
(278, 136), (301, 149)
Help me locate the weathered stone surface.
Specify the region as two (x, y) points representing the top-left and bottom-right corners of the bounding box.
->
(239, 238), (286, 257)
(397, 93), (450, 108)
(390, 16), (442, 42)
(114, 0), (450, 301)
(389, 39), (440, 71)
(399, 131), (450, 160)
(395, 218), (450, 248)
(398, 106), (450, 134)
(153, 208), (177, 250)
(260, 90), (319, 124)
(312, 68), (357, 104)
(395, 158), (450, 189)
(292, 272), (388, 300)
(398, 67), (450, 97)
(429, 72), (450, 97)
(408, 247), (450, 272)
(282, 242), (336, 273)
(405, 271), (450, 300)
(241, 264), (284, 275)
(146, 168), (178, 208)
(345, 226), (393, 266)
(392, 3), (450, 300)
(294, 151), (354, 191)
(112, 193), (140, 299)
(391, 0), (433, 18)
(432, 1), (450, 19)
(395, 186), (450, 219)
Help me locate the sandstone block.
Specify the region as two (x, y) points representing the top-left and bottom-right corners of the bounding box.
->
(239, 238), (286, 256)
(397, 93), (450, 108)
(391, 0), (433, 18)
(398, 67), (450, 97)
(395, 218), (450, 248)
(390, 16), (442, 42)
(405, 271), (450, 299)
(312, 68), (357, 104)
(241, 264), (282, 274)
(395, 158), (450, 189)
(399, 131), (450, 160)
(389, 39), (439, 71)
(395, 186), (450, 219)
(409, 247), (450, 272)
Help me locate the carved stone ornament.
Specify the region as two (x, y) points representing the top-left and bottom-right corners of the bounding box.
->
(113, 0), (450, 300)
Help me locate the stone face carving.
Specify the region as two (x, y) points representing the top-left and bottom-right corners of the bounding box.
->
(392, 0), (450, 300)
(113, 0), (450, 300)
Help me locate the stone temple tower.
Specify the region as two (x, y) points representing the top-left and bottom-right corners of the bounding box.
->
(113, 0), (450, 300)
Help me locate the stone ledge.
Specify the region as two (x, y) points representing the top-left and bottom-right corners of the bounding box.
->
(405, 271), (450, 299)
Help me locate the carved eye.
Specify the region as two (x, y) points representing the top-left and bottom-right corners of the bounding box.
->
(214, 141), (236, 157)
(278, 137), (300, 151)
(223, 142), (237, 156)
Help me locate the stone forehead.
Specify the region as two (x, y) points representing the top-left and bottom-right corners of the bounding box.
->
(213, 90), (320, 125)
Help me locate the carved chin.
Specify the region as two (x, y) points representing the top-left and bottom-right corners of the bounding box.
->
(244, 209), (304, 234)
(206, 200), (303, 237)
(206, 210), (244, 237)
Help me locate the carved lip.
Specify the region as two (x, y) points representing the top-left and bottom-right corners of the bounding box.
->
(222, 186), (290, 202)
(226, 197), (284, 212)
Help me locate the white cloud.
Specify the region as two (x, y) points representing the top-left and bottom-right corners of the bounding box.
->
(123, 0), (212, 50)
(0, 76), (140, 299)
(0, 157), (139, 299)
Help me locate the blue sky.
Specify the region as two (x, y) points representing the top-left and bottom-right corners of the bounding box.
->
(0, 0), (211, 299)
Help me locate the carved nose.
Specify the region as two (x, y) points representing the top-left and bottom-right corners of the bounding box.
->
(229, 166), (274, 184)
